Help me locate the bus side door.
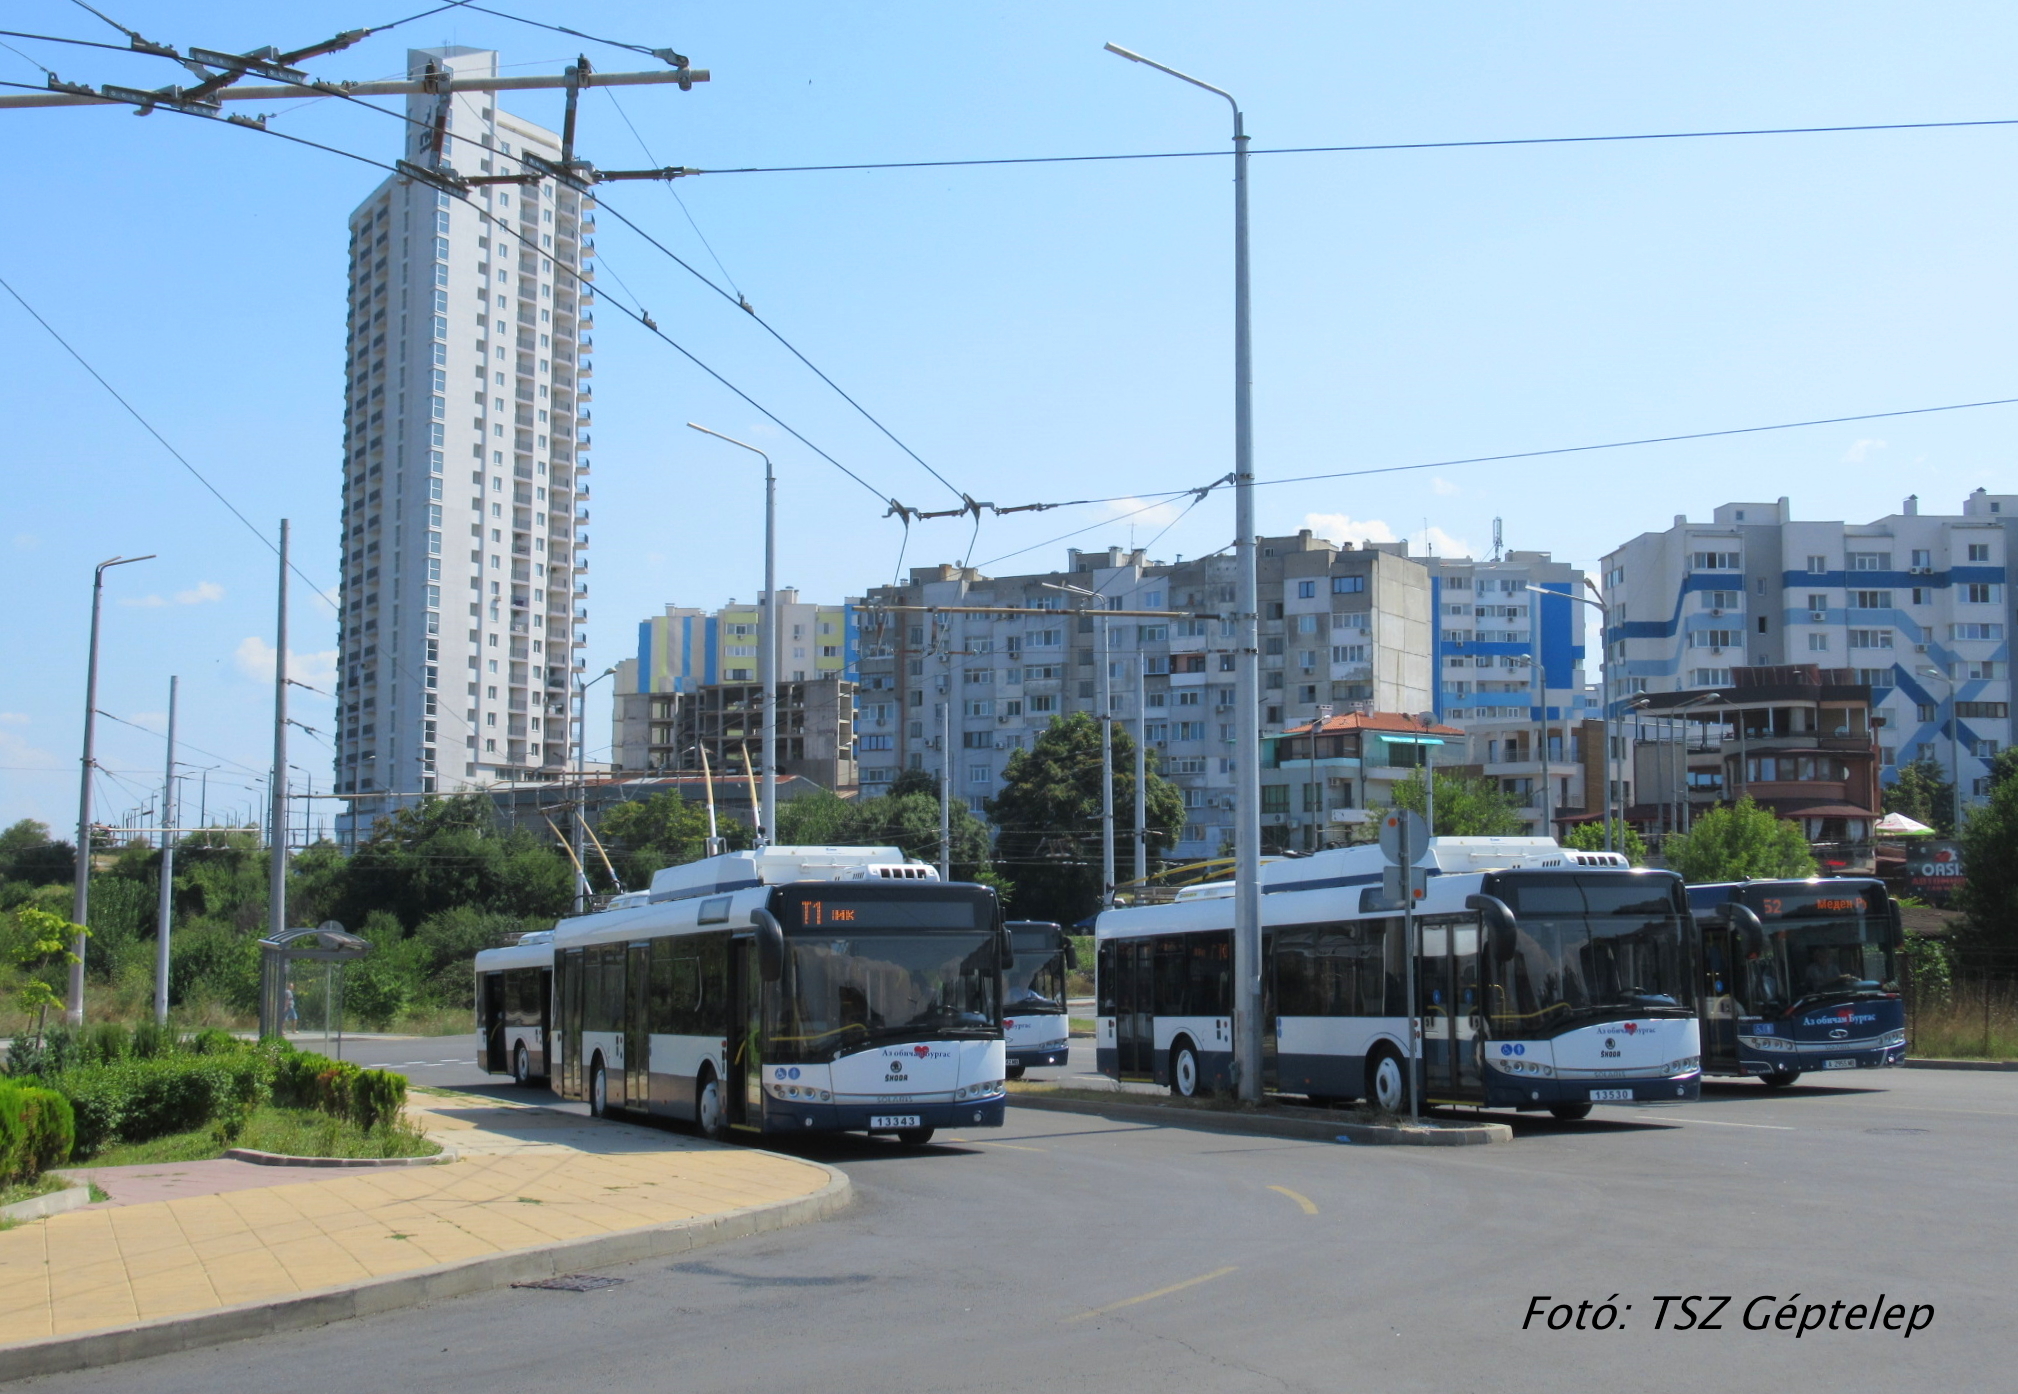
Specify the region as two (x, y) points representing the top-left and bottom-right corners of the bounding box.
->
(1700, 927), (1740, 1070)
(726, 935), (762, 1128)
(626, 943), (651, 1110)
(481, 972), (506, 1073)
(560, 949), (584, 1100)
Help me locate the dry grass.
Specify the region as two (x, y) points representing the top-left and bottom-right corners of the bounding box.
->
(1910, 982), (2018, 1060)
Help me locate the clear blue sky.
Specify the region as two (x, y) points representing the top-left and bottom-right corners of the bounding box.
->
(4, 1), (2015, 836)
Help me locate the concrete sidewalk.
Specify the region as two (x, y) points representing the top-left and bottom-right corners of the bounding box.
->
(0, 1091), (847, 1377)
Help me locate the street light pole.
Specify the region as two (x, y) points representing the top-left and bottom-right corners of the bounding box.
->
(1135, 653), (1149, 884)
(1045, 581), (1117, 904)
(154, 675), (177, 1026)
(574, 665), (615, 910)
(1106, 42), (1261, 1102)
(1919, 666), (1964, 834)
(688, 423), (778, 844)
(268, 520), (290, 946)
(70, 552), (153, 1025)
(1529, 583), (1615, 851)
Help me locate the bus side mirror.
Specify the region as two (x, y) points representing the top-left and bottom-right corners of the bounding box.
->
(1466, 894), (1518, 963)
(998, 926), (1016, 971)
(752, 908), (786, 983)
(1727, 903), (1767, 960)
(1062, 938), (1080, 971)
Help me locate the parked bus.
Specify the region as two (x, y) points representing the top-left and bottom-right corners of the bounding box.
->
(474, 930), (554, 1085)
(1095, 838), (1702, 1120)
(550, 845), (1009, 1146)
(1003, 921), (1074, 1078)
(1688, 877), (1907, 1086)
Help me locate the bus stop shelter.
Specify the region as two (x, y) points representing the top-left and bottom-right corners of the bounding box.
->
(258, 922), (371, 1045)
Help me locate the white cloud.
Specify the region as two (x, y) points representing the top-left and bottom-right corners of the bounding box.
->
(1431, 477), (1460, 496)
(234, 635), (338, 690)
(12, 534), (38, 551)
(122, 580), (226, 609)
(1304, 513), (1471, 558)
(0, 712), (27, 724)
(1843, 438), (1887, 464)
(1105, 496), (1183, 528)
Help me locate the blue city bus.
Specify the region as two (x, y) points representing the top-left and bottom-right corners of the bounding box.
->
(1688, 877), (1907, 1086)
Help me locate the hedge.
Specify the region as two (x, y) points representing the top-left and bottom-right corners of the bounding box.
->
(57, 1053), (269, 1157)
(0, 1079), (75, 1182)
(271, 1052), (406, 1131)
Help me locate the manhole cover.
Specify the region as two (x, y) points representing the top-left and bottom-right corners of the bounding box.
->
(512, 1274), (627, 1292)
(1864, 1127), (1930, 1135)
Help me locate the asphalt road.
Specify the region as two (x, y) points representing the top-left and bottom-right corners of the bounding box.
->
(27, 1040), (2012, 1394)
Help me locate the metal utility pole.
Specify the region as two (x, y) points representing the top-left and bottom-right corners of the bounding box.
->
(71, 553), (153, 1024)
(0, 66), (710, 111)
(1044, 582), (1117, 904)
(154, 675), (178, 1026)
(574, 666), (616, 909)
(268, 521), (290, 943)
(1134, 654), (1149, 884)
(688, 424), (778, 844)
(1104, 42), (1265, 1103)
(939, 618), (954, 880)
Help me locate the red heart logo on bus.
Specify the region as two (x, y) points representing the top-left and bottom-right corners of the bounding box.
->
(914, 1045), (930, 1058)
(1623, 1023), (1638, 1034)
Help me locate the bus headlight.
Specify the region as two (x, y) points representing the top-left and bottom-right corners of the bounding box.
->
(1667, 1057), (1701, 1075)
(1881, 1029), (1907, 1047)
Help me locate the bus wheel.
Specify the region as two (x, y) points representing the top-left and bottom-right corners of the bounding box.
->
(695, 1070), (728, 1141)
(1005, 1065), (1026, 1081)
(588, 1058), (608, 1117)
(1548, 1103), (1593, 1121)
(895, 1127), (936, 1147)
(513, 1043), (531, 1087)
(1369, 1048), (1411, 1114)
(1170, 1041), (1201, 1098)
(1762, 1069), (1803, 1088)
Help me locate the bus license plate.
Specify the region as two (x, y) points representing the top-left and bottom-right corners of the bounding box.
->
(1823, 1058), (1858, 1069)
(1588, 1088), (1635, 1102)
(870, 1115), (921, 1129)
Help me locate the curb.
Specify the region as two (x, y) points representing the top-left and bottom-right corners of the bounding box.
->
(0, 1183), (93, 1224)
(1008, 1094), (1511, 1146)
(1903, 1057), (2018, 1072)
(1, 1158), (850, 1380)
(223, 1146), (460, 1168)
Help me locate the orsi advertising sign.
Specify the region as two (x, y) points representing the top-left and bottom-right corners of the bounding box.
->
(1908, 841), (1966, 896)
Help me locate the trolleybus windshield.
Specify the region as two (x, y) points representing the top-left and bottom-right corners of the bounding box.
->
(771, 889), (1002, 1062)
(1005, 928), (1068, 1013)
(1739, 885), (1896, 1010)
(1484, 873), (1694, 1037)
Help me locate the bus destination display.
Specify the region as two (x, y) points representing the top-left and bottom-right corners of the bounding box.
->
(1748, 889), (1870, 919)
(790, 897), (982, 930)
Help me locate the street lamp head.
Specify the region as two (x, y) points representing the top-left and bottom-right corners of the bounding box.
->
(686, 421), (770, 463)
(1042, 581), (1097, 599)
(1103, 41), (1146, 62)
(1918, 666), (1948, 682)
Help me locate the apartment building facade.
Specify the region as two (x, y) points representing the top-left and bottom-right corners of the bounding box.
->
(1424, 550), (1594, 831)
(334, 47), (592, 841)
(853, 532), (1432, 860)
(1603, 491), (2014, 814)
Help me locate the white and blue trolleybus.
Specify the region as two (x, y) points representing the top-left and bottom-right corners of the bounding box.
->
(1003, 921), (1074, 1078)
(550, 846), (1009, 1146)
(1095, 838), (1702, 1119)
(474, 930), (555, 1085)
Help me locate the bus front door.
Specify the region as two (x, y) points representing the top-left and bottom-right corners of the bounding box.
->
(726, 936), (763, 1129)
(626, 943), (651, 1110)
(1700, 927), (1740, 1072)
(1117, 939), (1154, 1080)
(1419, 920), (1482, 1100)
(482, 973), (506, 1073)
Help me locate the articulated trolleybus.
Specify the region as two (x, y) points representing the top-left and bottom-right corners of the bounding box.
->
(1003, 921), (1075, 1079)
(549, 846), (1009, 1146)
(1689, 877), (1906, 1086)
(1096, 838), (1702, 1119)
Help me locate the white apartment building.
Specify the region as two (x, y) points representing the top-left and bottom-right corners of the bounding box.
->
(335, 48), (593, 840)
(1424, 550), (1595, 831)
(855, 533), (1432, 859)
(1603, 491), (2014, 810)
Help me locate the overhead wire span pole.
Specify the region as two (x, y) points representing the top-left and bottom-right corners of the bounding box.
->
(268, 520), (289, 943)
(1105, 42), (1261, 1101)
(71, 553), (153, 1024)
(687, 424), (778, 844)
(154, 674), (177, 1026)
(1134, 654), (1148, 884)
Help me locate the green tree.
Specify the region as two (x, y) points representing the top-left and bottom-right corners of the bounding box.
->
(838, 791), (996, 883)
(775, 788), (856, 846)
(1885, 753), (1956, 837)
(0, 820), (74, 894)
(329, 796), (574, 931)
(987, 713), (1187, 925)
(1562, 819), (1650, 866)
(1958, 770), (2018, 950)
(1389, 769), (1528, 837)
(598, 791), (752, 889)
(885, 767), (941, 799)
(3, 905), (86, 1044)
(1661, 796), (1816, 883)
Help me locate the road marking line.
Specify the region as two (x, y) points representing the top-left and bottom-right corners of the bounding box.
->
(1636, 1114), (1793, 1130)
(1063, 1266), (1238, 1324)
(959, 1139), (1049, 1152)
(1268, 1185), (1319, 1215)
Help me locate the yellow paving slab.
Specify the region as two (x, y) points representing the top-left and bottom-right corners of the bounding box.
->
(0, 1098), (833, 1346)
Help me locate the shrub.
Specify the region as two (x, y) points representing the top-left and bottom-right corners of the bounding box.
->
(272, 1051), (407, 1130)
(83, 1021), (129, 1065)
(54, 1053), (268, 1157)
(0, 1078), (75, 1180)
